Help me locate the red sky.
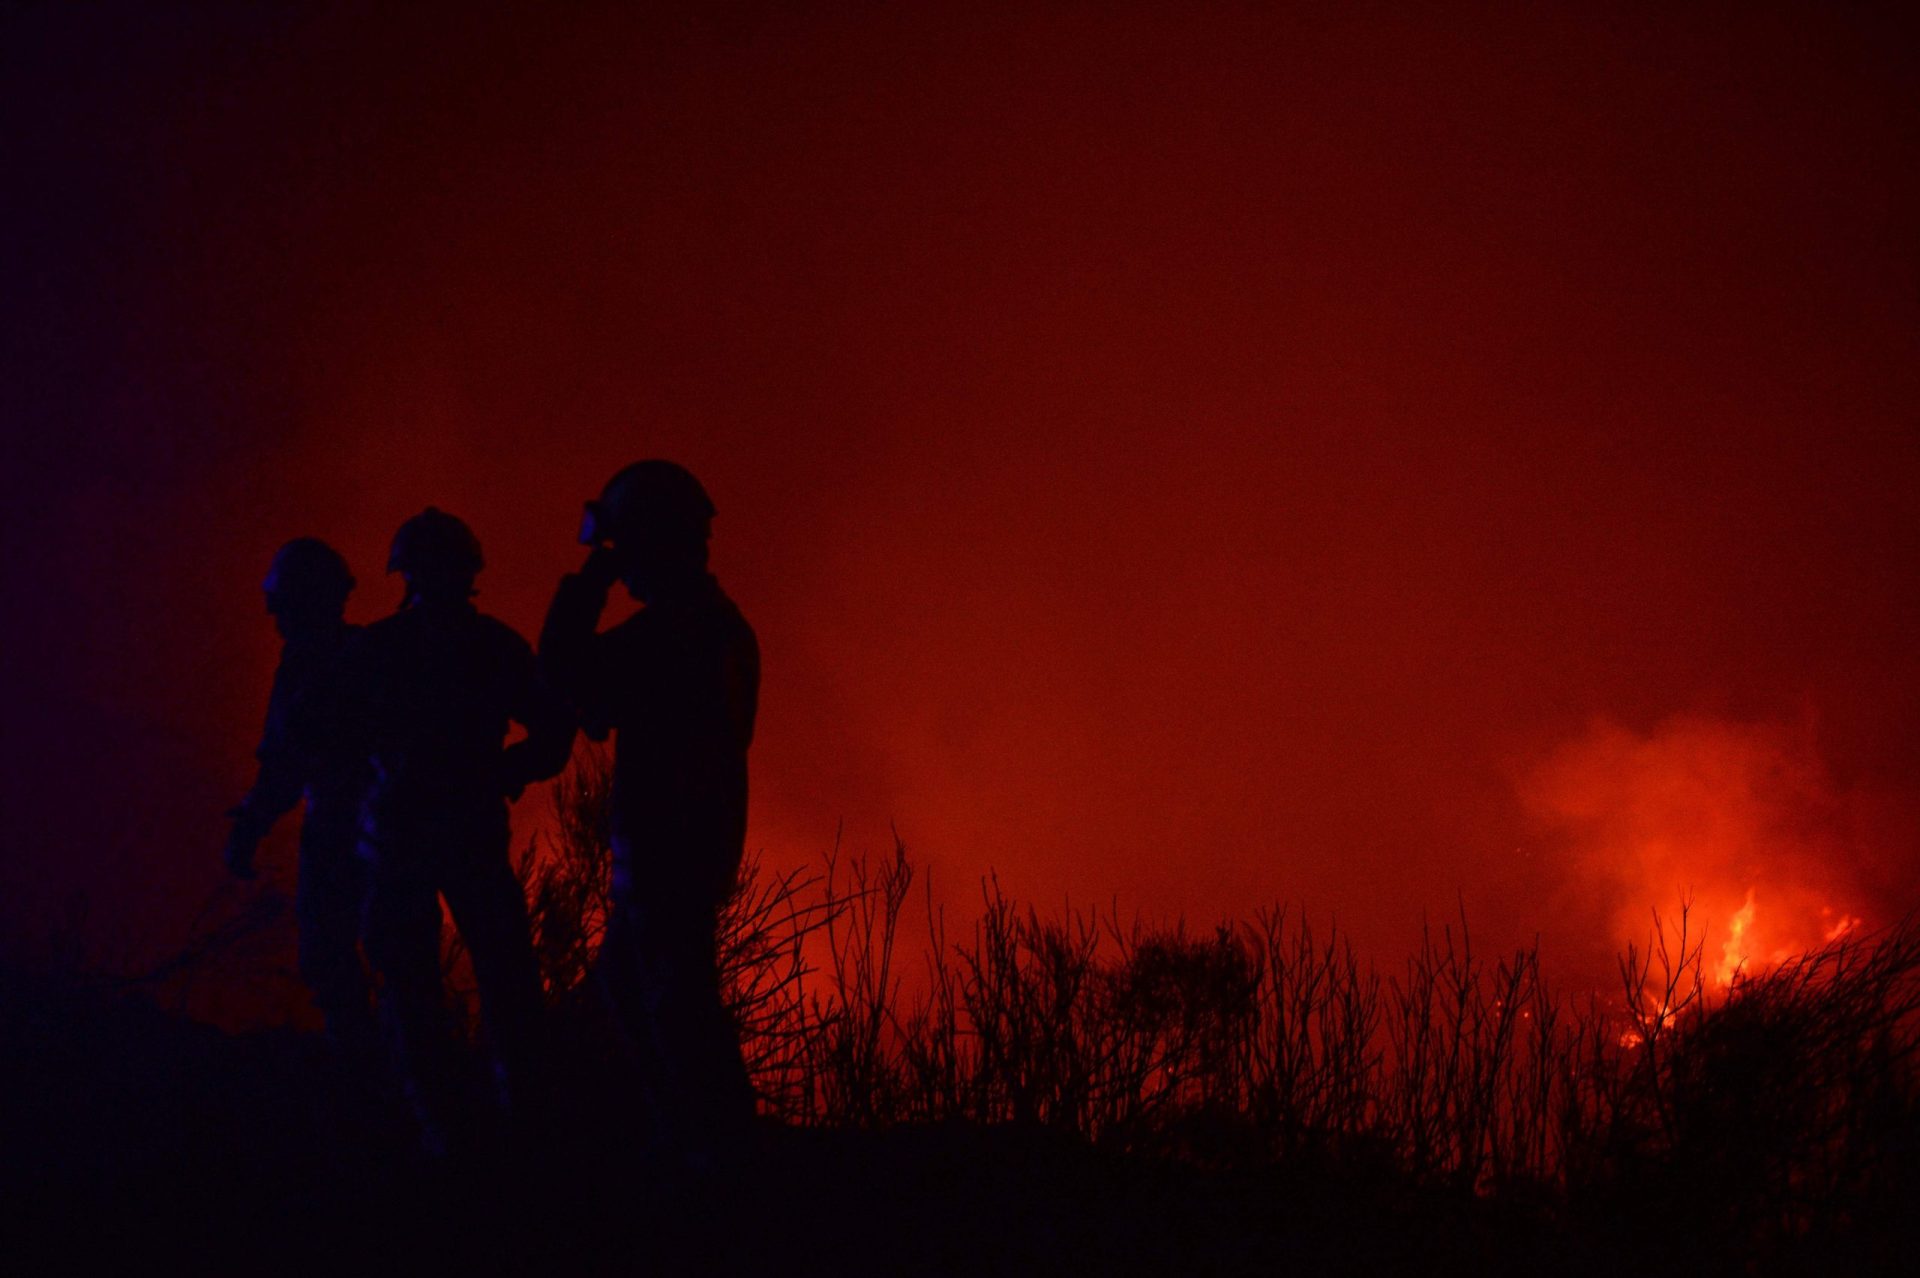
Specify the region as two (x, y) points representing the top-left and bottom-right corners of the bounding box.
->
(6, 2), (1917, 989)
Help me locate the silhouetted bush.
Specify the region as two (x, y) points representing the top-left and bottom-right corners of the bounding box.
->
(79, 751), (1920, 1267)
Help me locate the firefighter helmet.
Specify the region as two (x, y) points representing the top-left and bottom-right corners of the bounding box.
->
(578, 460), (715, 547)
(263, 537), (355, 608)
(387, 507), (484, 578)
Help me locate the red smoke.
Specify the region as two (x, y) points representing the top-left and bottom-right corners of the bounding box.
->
(6, 5), (1918, 997)
(1521, 715), (1900, 988)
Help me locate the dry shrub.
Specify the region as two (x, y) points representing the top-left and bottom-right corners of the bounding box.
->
(119, 750), (1920, 1261)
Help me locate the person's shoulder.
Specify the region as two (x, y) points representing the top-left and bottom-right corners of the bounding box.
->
(712, 586), (757, 645)
(354, 611), (408, 651)
(305, 620), (368, 669)
(325, 613), (398, 686)
(474, 611), (536, 658)
(330, 620), (369, 657)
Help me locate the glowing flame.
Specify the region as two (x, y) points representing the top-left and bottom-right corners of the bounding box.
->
(1613, 886), (1867, 1043)
(1707, 890), (1861, 990)
(1715, 889), (1757, 987)
(1521, 715), (1882, 998)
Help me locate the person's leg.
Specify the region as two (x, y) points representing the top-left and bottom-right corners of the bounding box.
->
(362, 860), (460, 1151)
(442, 852), (546, 1115)
(629, 889), (754, 1156)
(594, 872), (678, 1155)
(596, 892), (648, 1055)
(295, 817), (375, 1055)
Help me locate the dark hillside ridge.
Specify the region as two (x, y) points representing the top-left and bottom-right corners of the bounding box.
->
(4, 961), (1913, 1276)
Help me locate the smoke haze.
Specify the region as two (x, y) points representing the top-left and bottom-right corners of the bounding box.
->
(5, 3), (1917, 990)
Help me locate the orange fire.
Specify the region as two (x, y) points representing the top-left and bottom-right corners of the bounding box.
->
(1824, 912), (1862, 943)
(1708, 889), (1868, 989)
(1521, 715), (1876, 999)
(1714, 890), (1757, 987)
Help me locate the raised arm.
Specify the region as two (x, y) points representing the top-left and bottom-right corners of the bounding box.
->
(538, 548), (621, 741)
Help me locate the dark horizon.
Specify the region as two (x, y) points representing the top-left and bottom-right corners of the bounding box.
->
(6, 1), (1918, 994)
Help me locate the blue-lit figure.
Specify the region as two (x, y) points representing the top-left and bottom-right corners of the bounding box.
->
(320, 508), (575, 1151)
(225, 538), (376, 1055)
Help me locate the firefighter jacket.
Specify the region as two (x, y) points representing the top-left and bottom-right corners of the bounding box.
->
(540, 571), (758, 900)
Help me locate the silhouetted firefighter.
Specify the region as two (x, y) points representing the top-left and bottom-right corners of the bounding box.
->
(316, 508), (574, 1153)
(541, 461), (760, 1160)
(224, 538), (376, 1055)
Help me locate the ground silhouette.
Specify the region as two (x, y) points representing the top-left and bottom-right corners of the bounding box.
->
(4, 961), (1587, 1276)
(9, 846), (1920, 1276)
